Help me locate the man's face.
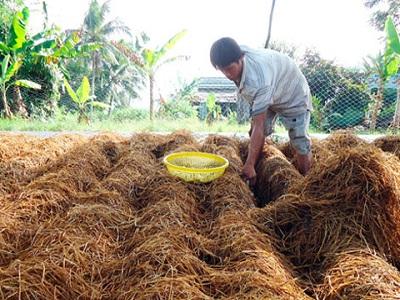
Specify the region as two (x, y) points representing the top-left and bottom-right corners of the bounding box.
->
(218, 58), (243, 82)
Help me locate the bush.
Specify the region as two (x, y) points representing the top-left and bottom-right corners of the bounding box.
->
(158, 99), (197, 119)
(109, 107), (149, 121)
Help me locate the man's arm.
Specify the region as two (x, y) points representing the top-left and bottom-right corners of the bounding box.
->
(242, 112), (266, 185)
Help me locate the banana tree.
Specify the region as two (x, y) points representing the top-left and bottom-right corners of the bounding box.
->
(0, 54), (41, 117)
(63, 76), (108, 123)
(0, 7), (97, 118)
(363, 52), (392, 130)
(141, 30), (189, 120)
(385, 17), (400, 127)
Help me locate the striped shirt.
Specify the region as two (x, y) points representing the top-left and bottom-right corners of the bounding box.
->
(237, 46), (312, 117)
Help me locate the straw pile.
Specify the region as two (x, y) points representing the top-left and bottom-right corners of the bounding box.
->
(254, 144), (302, 206)
(373, 135), (400, 159)
(2, 130), (399, 299)
(252, 141), (400, 296)
(0, 134), (85, 196)
(277, 138), (330, 167)
(315, 247), (400, 299)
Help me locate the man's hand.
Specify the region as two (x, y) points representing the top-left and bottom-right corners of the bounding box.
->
(242, 162), (257, 186)
(243, 112), (266, 187)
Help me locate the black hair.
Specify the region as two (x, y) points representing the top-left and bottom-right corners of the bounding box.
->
(210, 37), (244, 68)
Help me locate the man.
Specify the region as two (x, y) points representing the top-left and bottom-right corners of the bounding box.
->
(210, 37), (313, 184)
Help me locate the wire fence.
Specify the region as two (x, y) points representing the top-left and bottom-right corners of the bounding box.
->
(5, 67), (400, 135)
(199, 70), (400, 134)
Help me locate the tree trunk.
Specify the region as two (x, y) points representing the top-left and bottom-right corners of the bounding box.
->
(108, 94), (113, 116)
(264, 0), (276, 48)
(91, 52), (97, 114)
(149, 74), (154, 121)
(1, 87), (12, 118)
(370, 82), (384, 131)
(392, 78), (400, 128)
(13, 85), (28, 117)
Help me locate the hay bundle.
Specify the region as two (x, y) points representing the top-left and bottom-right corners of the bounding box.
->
(320, 130), (367, 152)
(315, 248), (400, 299)
(0, 212), (28, 266)
(0, 215), (120, 299)
(208, 211), (276, 262)
(120, 228), (213, 276)
(0, 258), (103, 299)
(0, 133), (84, 163)
(65, 202), (136, 242)
(132, 199), (201, 238)
(102, 229), (214, 299)
(128, 131), (198, 158)
(31, 137), (119, 181)
(102, 149), (158, 200)
(294, 145), (400, 261)
(114, 276), (213, 300)
(252, 144), (400, 280)
(202, 134), (240, 151)
(277, 138), (329, 166)
(134, 172), (199, 209)
(255, 144), (302, 206)
(206, 173), (255, 218)
(201, 135), (243, 174)
(373, 135), (400, 159)
(251, 195), (367, 280)
(0, 134), (85, 196)
(204, 269), (311, 300)
(204, 212), (310, 299)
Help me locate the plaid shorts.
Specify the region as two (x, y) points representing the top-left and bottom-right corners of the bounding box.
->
(264, 110), (311, 155)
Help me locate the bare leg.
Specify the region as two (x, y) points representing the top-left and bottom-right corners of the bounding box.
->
(296, 151), (312, 175)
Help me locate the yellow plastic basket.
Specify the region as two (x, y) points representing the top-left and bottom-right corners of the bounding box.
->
(163, 151), (229, 183)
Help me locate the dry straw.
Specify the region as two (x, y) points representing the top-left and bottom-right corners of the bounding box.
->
(252, 142), (400, 287)
(373, 135), (400, 159)
(7, 131), (398, 299)
(315, 247), (400, 299)
(255, 144), (302, 206)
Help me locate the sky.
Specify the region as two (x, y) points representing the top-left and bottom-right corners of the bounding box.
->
(27, 0), (384, 99)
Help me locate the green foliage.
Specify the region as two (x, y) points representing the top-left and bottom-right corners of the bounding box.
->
(158, 98), (197, 119)
(206, 93), (222, 125)
(386, 17), (400, 56)
(324, 84), (370, 130)
(325, 108), (365, 130)
(364, 0), (399, 31)
(268, 40), (298, 59)
(301, 49), (372, 131)
(300, 50), (343, 105)
(108, 107), (148, 122)
(378, 101), (396, 127)
(385, 16), (400, 77)
(310, 96), (325, 131)
(64, 76), (108, 123)
(139, 30), (189, 120)
(158, 79), (198, 119)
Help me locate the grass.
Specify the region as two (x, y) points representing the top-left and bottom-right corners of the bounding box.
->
(1, 112), (393, 137)
(0, 114), (261, 134)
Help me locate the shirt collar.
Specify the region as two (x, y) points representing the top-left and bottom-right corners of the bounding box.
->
(237, 55), (246, 93)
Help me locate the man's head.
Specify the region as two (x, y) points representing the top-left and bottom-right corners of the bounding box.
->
(210, 37), (244, 82)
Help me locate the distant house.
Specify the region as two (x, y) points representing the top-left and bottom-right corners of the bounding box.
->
(194, 77), (250, 123)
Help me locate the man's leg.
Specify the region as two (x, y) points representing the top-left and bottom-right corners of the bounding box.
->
(295, 150), (312, 176)
(281, 111), (312, 175)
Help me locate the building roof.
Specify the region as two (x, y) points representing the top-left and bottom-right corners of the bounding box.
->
(197, 77), (236, 93)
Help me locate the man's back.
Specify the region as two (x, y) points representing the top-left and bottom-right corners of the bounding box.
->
(238, 46), (312, 116)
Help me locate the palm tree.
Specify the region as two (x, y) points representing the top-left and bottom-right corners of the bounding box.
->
(99, 59), (144, 114)
(140, 30), (189, 120)
(81, 0), (131, 101)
